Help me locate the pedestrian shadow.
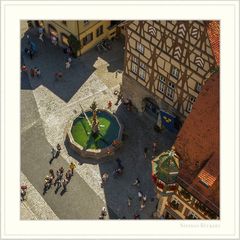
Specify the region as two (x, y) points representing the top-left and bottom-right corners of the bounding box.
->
(60, 189), (67, 196)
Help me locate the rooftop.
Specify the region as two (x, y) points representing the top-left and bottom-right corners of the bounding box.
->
(206, 21), (220, 66)
(174, 72), (220, 215)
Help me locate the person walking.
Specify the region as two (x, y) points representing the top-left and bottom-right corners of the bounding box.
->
(101, 173), (109, 187)
(54, 170), (61, 185)
(51, 147), (56, 158)
(39, 33), (44, 42)
(107, 101), (112, 110)
(55, 144), (61, 157)
(59, 167), (64, 174)
(68, 57), (72, 64)
(132, 177), (140, 187)
(29, 49), (34, 60)
(144, 147), (148, 160)
(127, 196), (132, 207)
(30, 68), (35, 78)
(100, 207), (107, 218)
(20, 185), (27, 201)
(138, 191), (143, 201)
(65, 169), (72, 181)
(140, 194), (147, 210)
(62, 178), (68, 192)
(152, 142), (157, 156)
(65, 61), (71, 69)
(116, 158), (124, 170)
(115, 93), (122, 106)
(55, 178), (62, 193)
(49, 169), (55, 179)
(69, 162), (76, 175)
(43, 175), (51, 195)
(55, 72), (63, 81)
(36, 68), (41, 77)
(21, 64), (28, 72)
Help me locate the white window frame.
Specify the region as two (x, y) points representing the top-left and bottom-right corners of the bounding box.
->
(166, 82), (175, 100)
(186, 96), (196, 113)
(131, 62), (138, 74)
(187, 211), (199, 219)
(196, 82), (202, 93)
(96, 25), (103, 37)
(158, 75), (166, 93)
(136, 42), (144, 54)
(139, 61), (146, 69)
(139, 68), (146, 80)
(171, 66), (179, 79)
(132, 56), (139, 64)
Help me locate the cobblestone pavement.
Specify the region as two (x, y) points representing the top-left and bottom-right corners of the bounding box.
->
(20, 172), (58, 220)
(21, 29), (177, 219)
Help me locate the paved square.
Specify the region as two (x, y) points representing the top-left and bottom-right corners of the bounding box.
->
(21, 29), (177, 219)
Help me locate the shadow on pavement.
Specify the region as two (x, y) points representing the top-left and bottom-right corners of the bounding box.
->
(21, 28), (125, 103)
(64, 102), (177, 219)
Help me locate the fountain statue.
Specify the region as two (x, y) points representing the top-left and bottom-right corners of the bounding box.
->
(67, 100), (123, 159)
(90, 101), (99, 137)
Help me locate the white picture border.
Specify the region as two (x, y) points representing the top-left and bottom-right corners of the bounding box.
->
(0, 0), (239, 239)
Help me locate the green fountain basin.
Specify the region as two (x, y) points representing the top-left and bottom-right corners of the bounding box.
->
(66, 109), (123, 159)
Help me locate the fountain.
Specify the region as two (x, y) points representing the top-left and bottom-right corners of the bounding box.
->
(66, 101), (123, 159)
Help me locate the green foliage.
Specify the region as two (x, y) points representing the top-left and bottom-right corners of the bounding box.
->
(67, 34), (80, 57)
(210, 65), (219, 73)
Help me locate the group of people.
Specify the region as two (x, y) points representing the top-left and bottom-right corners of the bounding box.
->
(43, 161), (76, 195)
(128, 177), (150, 217)
(143, 142), (158, 160)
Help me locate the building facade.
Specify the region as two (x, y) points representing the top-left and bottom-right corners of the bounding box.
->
(154, 72), (220, 220)
(122, 20), (219, 127)
(30, 20), (123, 56)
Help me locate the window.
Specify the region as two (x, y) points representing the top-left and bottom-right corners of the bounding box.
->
(136, 42), (144, 54)
(61, 33), (69, 46)
(83, 33), (93, 46)
(132, 56), (139, 64)
(96, 25), (103, 37)
(166, 82), (175, 100)
(187, 211), (199, 219)
(170, 199), (184, 212)
(158, 75), (166, 93)
(139, 68), (146, 80)
(171, 66), (179, 79)
(195, 82), (202, 93)
(83, 21), (89, 25)
(131, 62), (138, 74)
(48, 24), (58, 37)
(139, 61), (146, 69)
(186, 96), (196, 113)
(61, 21), (67, 26)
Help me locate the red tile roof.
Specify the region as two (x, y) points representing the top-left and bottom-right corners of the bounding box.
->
(174, 72), (219, 215)
(206, 21), (220, 66)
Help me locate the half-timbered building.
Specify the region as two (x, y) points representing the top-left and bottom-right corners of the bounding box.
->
(154, 72), (220, 219)
(122, 20), (219, 128)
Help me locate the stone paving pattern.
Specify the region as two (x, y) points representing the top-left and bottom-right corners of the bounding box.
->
(21, 28), (177, 219)
(20, 172), (58, 220)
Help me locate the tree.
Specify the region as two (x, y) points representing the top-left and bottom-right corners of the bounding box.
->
(67, 34), (80, 57)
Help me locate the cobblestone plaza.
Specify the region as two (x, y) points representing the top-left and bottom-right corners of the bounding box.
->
(20, 27), (177, 220)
